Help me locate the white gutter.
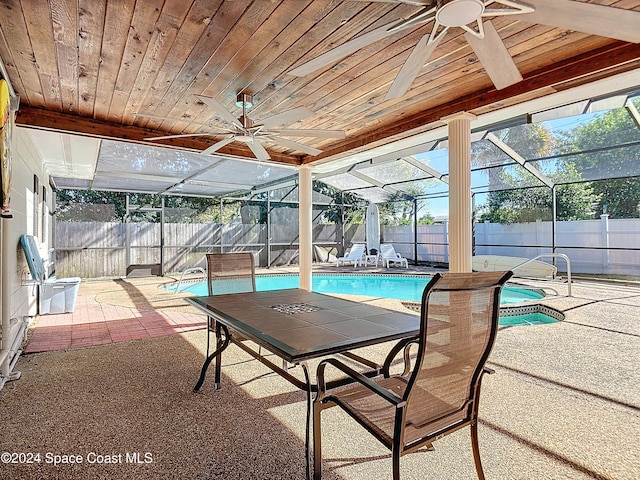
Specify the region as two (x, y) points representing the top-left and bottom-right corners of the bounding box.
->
(0, 217), (13, 385)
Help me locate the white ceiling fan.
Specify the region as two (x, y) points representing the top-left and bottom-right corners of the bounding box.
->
(288, 0), (640, 100)
(137, 93), (346, 161)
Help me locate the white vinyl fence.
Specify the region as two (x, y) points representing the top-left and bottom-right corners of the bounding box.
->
(384, 215), (640, 276)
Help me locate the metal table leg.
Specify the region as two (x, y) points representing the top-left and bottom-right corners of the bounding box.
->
(300, 362), (313, 480)
(193, 323), (230, 393)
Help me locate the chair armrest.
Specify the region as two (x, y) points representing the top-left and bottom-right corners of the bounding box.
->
(382, 336), (419, 377)
(316, 358), (405, 407)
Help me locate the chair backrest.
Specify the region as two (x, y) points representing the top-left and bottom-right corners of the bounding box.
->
(402, 270), (513, 444)
(379, 243), (397, 259)
(206, 252), (256, 296)
(347, 243), (366, 259)
(20, 234), (46, 283)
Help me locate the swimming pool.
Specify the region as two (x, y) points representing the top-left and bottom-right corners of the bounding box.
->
(175, 274), (544, 305)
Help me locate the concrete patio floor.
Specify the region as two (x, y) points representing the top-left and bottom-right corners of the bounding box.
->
(4, 266), (639, 479)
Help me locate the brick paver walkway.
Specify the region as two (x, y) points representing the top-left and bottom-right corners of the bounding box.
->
(24, 281), (205, 353)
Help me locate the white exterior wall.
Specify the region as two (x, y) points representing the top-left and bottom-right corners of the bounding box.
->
(0, 126), (52, 390)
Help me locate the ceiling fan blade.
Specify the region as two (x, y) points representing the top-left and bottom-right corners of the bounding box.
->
(521, 0), (640, 43)
(194, 95), (243, 129)
(350, 0), (433, 5)
(385, 32), (443, 100)
(287, 20), (408, 77)
(259, 106), (315, 128)
(263, 128), (346, 139)
(386, 5), (436, 33)
(269, 136), (323, 156)
(201, 136), (236, 155)
(482, 0), (533, 16)
(245, 139), (271, 161)
(134, 113), (223, 128)
(465, 20), (522, 90)
(144, 132), (223, 141)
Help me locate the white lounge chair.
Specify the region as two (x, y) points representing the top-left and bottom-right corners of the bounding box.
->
(380, 243), (408, 268)
(336, 244), (366, 268)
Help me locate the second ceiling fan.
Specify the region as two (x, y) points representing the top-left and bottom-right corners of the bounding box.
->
(288, 0), (640, 100)
(141, 93), (346, 161)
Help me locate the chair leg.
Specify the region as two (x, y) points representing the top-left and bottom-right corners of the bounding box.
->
(392, 448), (401, 480)
(470, 421), (486, 480)
(206, 316), (213, 357)
(313, 402), (323, 480)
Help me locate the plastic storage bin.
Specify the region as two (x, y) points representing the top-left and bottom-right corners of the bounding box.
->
(20, 233), (82, 315)
(39, 277), (82, 314)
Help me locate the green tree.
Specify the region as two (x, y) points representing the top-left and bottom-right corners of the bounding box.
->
(472, 123), (554, 169)
(164, 195), (222, 223)
(553, 164), (602, 220)
(312, 180), (365, 224)
(379, 193), (415, 226)
(56, 190), (128, 222)
(56, 180), (369, 226)
(56, 190), (224, 223)
(417, 213), (435, 225)
(478, 164), (600, 223)
(473, 123), (554, 223)
(474, 121), (607, 223)
(558, 101), (640, 218)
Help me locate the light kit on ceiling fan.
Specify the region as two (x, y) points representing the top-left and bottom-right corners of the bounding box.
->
(436, 0), (484, 27)
(235, 93), (253, 109)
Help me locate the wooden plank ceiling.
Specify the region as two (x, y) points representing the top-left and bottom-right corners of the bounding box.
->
(2, 0), (640, 167)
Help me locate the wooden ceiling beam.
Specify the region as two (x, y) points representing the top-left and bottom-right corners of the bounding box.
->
(14, 107), (302, 166)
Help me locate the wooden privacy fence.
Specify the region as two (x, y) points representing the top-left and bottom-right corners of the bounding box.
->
(54, 221), (348, 279)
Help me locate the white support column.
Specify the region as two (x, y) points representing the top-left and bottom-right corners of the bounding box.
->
(442, 112), (476, 273)
(298, 166), (313, 291)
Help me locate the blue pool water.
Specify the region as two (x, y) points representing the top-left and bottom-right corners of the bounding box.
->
(176, 274), (544, 305)
(500, 313), (559, 326)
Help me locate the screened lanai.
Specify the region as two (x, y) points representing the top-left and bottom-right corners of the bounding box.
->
(45, 83), (640, 280)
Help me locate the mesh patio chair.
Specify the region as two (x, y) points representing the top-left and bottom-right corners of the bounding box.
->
(204, 252), (256, 358)
(312, 270), (513, 480)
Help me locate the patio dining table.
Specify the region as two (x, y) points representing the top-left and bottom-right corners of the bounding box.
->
(186, 288), (421, 479)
